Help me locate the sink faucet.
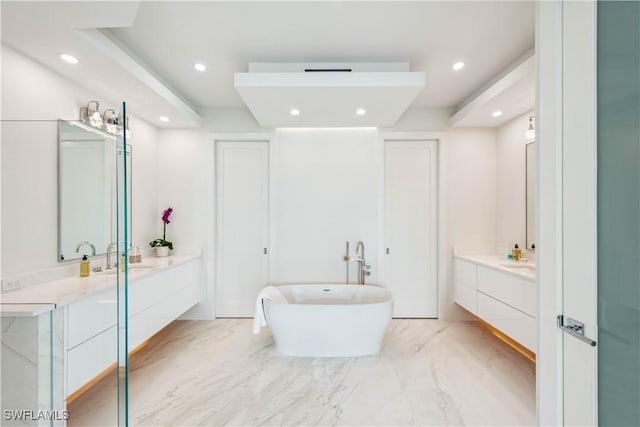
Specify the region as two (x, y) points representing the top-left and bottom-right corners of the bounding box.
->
(106, 242), (118, 270)
(75, 241), (96, 256)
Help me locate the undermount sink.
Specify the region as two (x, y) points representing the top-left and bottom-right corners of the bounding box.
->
(130, 264), (155, 269)
(100, 265), (155, 275)
(501, 262), (536, 270)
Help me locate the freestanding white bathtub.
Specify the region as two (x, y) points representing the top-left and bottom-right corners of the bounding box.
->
(263, 284), (393, 357)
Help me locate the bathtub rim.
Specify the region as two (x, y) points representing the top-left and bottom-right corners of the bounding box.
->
(264, 283), (393, 307)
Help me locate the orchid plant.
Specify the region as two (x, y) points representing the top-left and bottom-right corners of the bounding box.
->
(149, 207), (173, 249)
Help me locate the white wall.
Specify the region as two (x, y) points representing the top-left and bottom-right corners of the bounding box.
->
(445, 128), (497, 319)
(447, 128), (498, 250)
(156, 114), (497, 320)
(272, 128), (379, 284)
(1, 44), (158, 277)
(496, 110), (534, 249)
(200, 108), (264, 133)
(155, 129), (213, 319)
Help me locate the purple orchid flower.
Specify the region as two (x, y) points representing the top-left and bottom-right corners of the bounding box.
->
(150, 207), (175, 250)
(162, 207), (173, 225)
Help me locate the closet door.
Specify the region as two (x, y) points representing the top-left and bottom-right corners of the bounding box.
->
(216, 141), (269, 317)
(384, 140), (438, 318)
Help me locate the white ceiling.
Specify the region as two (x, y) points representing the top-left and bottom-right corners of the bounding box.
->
(450, 50), (535, 127)
(235, 69), (425, 127)
(1, 1), (535, 128)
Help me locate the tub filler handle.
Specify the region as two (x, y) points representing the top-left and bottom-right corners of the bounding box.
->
(345, 241), (350, 284)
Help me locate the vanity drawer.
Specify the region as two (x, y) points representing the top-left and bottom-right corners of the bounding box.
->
(67, 288), (117, 349)
(476, 266), (536, 317)
(477, 292), (536, 352)
(129, 280), (200, 349)
(453, 259), (477, 289)
(67, 325), (117, 395)
(129, 262), (198, 316)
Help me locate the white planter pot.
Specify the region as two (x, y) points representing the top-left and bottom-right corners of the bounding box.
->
(155, 246), (169, 257)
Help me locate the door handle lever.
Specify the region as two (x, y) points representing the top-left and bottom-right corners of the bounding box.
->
(557, 315), (597, 347)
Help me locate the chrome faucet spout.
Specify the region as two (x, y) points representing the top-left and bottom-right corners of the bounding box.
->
(344, 241), (372, 285)
(75, 241), (96, 256)
(355, 241), (365, 259)
(354, 241), (370, 285)
(106, 242), (118, 270)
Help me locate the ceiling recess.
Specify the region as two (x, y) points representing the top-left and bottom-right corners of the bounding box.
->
(234, 62), (425, 128)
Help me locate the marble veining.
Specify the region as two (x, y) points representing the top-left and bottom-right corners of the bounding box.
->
(68, 319), (535, 426)
(1, 308), (66, 426)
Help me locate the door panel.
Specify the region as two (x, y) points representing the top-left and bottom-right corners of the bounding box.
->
(216, 142), (269, 317)
(596, 1), (640, 425)
(562, 2), (598, 425)
(384, 140), (437, 318)
(561, 2), (640, 426)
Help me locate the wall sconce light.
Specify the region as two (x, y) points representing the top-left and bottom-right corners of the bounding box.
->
(79, 101), (130, 137)
(116, 111), (131, 138)
(102, 109), (118, 134)
(80, 101), (103, 129)
(526, 116), (536, 141)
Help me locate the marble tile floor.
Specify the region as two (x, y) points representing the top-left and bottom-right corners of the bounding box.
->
(68, 319), (535, 426)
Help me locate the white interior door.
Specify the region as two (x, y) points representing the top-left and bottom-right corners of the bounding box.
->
(561, 2), (598, 424)
(561, 2), (640, 426)
(384, 140), (438, 318)
(216, 141), (269, 317)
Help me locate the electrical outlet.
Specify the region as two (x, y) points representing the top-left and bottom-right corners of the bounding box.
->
(2, 279), (21, 292)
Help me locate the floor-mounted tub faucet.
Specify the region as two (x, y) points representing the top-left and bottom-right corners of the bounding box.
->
(355, 241), (371, 285)
(344, 241), (371, 285)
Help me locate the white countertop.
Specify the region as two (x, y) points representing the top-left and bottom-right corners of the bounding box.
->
(0, 255), (200, 316)
(454, 253), (536, 282)
(0, 303), (56, 317)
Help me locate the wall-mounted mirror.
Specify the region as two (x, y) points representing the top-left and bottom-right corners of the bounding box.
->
(57, 120), (131, 261)
(526, 141), (536, 250)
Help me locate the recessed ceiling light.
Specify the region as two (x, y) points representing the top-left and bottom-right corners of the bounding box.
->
(59, 54), (79, 64)
(452, 61), (465, 71)
(290, 108), (300, 116)
(159, 116), (170, 122)
(194, 63), (206, 72)
(356, 108), (366, 116)
(491, 110), (503, 118)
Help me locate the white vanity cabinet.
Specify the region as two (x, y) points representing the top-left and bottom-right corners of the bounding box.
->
(65, 257), (202, 396)
(453, 256), (537, 352)
(452, 259), (478, 314)
(66, 287), (118, 394)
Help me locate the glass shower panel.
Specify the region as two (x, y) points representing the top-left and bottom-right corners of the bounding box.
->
(0, 111), (131, 425)
(597, 1), (640, 426)
(115, 102), (130, 426)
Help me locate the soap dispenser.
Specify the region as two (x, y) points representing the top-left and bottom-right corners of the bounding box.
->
(512, 244), (521, 261)
(80, 255), (90, 277)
